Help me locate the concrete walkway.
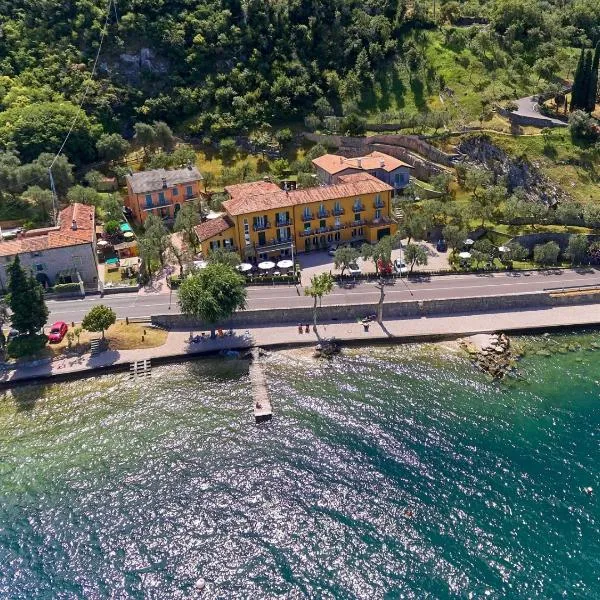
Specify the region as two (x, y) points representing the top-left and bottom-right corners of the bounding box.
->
(1, 303), (599, 386)
(512, 97), (568, 127)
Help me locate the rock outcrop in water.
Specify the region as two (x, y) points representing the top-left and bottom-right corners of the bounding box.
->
(461, 333), (516, 379)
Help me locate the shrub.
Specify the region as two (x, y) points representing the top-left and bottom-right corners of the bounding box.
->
(7, 334), (48, 358)
(51, 283), (81, 294)
(104, 220), (120, 235)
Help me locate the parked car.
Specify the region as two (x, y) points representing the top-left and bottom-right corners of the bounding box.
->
(436, 238), (448, 252)
(48, 321), (68, 344)
(347, 263), (361, 276)
(328, 244), (339, 256)
(377, 259), (394, 275)
(393, 258), (408, 275)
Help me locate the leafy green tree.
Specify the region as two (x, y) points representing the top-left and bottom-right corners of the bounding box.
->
(22, 186), (54, 223)
(555, 201), (583, 226)
(442, 225), (468, 251)
(569, 110), (599, 142)
(66, 185), (102, 206)
(334, 246), (360, 276)
(171, 144), (197, 167)
(178, 263), (247, 338)
(18, 153), (74, 198)
(99, 194), (124, 223)
(207, 248), (241, 267)
(565, 234), (589, 265)
(304, 272), (334, 338)
(174, 203), (201, 253)
(104, 220), (120, 235)
(533, 241), (561, 267)
(81, 305), (116, 339)
(0, 102), (98, 164)
(339, 113), (366, 136)
(404, 243), (428, 273)
(7, 255), (48, 335)
(143, 213), (170, 269)
(506, 242), (529, 262)
(84, 170), (104, 190)
(134, 122), (157, 156)
(219, 138), (237, 163)
(584, 203), (600, 229)
(271, 158), (290, 180)
(96, 133), (130, 163)
(153, 121), (175, 152)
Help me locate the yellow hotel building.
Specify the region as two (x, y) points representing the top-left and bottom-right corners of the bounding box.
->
(194, 173), (397, 260)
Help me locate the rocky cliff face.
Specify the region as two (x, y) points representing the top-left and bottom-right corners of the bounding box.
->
(457, 135), (570, 206)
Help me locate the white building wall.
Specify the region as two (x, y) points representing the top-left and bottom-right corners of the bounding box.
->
(0, 243), (98, 290)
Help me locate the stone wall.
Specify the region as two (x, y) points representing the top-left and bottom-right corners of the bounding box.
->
(152, 290), (600, 330)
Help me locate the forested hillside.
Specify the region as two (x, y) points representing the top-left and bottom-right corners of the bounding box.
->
(0, 0), (598, 159)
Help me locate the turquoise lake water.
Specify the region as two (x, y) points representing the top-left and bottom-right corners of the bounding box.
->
(0, 334), (599, 598)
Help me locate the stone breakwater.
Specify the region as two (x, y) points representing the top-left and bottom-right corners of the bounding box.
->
(461, 333), (516, 379)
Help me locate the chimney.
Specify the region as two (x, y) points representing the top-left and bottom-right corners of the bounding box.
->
(187, 161), (193, 170)
(71, 219), (77, 231)
(339, 156), (343, 164)
(161, 177), (167, 189)
(357, 158), (362, 168)
(380, 159), (385, 168)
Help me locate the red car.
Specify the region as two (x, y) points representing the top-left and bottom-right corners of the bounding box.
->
(48, 321), (68, 343)
(376, 259), (393, 276)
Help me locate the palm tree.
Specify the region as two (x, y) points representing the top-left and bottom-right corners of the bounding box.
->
(304, 273), (334, 339)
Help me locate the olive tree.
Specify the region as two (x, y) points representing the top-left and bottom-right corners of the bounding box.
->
(304, 272), (334, 339)
(82, 305), (116, 339)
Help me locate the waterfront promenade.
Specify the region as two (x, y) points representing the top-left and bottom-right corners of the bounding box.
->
(47, 268), (600, 322)
(1, 302), (599, 386)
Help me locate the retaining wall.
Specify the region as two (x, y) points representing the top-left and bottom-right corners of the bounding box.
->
(152, 290), (600, 330)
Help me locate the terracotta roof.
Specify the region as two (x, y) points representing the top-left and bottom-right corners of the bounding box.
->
(126, 166), (202, 194)
(0, 203), (95, 257)
(224, 180), (281, 199)
(194, 215), (234, 242)
(312, 151), (413, 175)
(222, 172), (393, 216)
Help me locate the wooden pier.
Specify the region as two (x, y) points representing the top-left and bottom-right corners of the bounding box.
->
(249, 348), (272, 423)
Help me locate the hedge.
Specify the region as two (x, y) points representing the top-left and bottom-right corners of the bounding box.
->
(245, 274), (300, 286)
(49, 283), (81, 294)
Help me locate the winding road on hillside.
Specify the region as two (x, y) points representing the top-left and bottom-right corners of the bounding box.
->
(45, 268), (600, 323)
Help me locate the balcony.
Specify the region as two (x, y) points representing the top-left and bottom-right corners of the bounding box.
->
(317, 209), (330, 219)
(352, 204), (365, 212)
(369, 216), (392, 226)
(275, 218), (293, 227)
(299, 219), (367, 237)
(332, 207), (345, 216)
(374, 199), (385, 209)
(256, 237), (293, 249)
(253, 221), (271, 232)
(301, 212), (314, 222)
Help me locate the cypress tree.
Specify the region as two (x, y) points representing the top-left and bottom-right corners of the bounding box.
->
(571, 49), (585, 111)
(587, 41), (600, 113)
(7, 255), (49, 335)
(581, 50), (593, 112)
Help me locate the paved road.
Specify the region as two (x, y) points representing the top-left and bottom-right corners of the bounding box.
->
(513, 96), (567, 127)
(46, 269), (600, 323)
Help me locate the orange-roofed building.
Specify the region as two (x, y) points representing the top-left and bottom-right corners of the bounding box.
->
(196, 173), (397, 260)
(312, 151), (413, 194)
(0, 203), (98, 290)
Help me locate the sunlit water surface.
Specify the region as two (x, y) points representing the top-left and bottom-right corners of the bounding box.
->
(0, 335), (599, 599)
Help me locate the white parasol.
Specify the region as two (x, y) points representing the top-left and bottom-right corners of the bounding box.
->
(258, 261), (276, 270)
(458, 251), (472, 259)
(237, 263), (253, 272)
(276, 259), (294, 269)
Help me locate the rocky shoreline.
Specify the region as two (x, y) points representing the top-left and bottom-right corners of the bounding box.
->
(460, 333), (518, 379)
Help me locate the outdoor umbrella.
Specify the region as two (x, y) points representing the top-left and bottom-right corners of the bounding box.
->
(97, 240), (109, 247)
(258, 261), (276, 270)
(277, 259), (294, 269)
(123, 231), (134, 239)
(458, 251), (472, 259)
(194, 260), (208, 269)
(237, 263), (253, 272)
(464, 238), (475, 246)
(498, 246), (510, 253)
